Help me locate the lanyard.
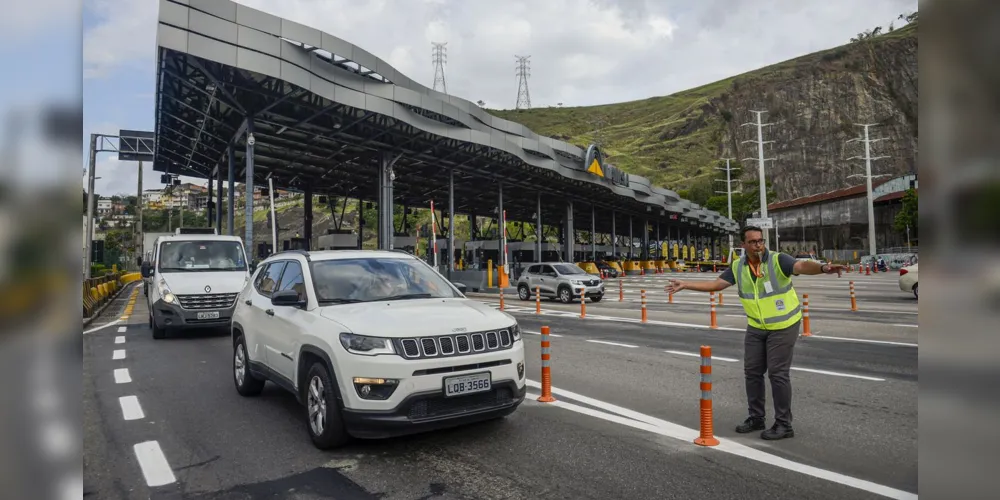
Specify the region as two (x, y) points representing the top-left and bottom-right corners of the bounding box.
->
(747, 259), (763, 278)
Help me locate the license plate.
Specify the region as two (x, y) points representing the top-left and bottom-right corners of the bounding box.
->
(443, 372), (491, 397)
(196, 311), (220, 320)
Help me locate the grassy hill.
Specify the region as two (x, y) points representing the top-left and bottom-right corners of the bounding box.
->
(489, 20), (918, 202)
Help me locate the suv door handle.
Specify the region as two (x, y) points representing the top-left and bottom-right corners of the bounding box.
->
(245, 299), (252, 305)
(265, 309), (274, 316)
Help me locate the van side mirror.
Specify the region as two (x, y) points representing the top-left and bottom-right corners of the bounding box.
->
(140, 261), (152, 278)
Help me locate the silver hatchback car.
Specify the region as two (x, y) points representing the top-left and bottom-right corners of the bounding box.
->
(516, 262), (605, 303)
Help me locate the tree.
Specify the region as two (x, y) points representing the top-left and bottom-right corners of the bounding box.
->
(893, 188), (917, 236)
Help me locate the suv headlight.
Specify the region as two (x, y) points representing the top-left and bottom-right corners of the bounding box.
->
(339, 332), (396, 356)
(510, 322), (521, 341)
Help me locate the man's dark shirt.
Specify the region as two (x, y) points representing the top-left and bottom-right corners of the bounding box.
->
(719, 251), (799, 285)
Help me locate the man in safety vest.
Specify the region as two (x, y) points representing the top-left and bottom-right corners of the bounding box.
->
(665, 226), (846, 440)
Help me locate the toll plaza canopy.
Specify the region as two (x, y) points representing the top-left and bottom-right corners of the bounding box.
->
(152, 0), (737, 266)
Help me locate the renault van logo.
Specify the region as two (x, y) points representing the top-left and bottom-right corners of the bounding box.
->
(204, 285), (212, 293)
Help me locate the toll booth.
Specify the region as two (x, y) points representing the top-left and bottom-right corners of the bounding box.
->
(430, 238), (465, 271)
(282, 237), (309, 251)
(316, 230), (358, 250)
(395, 236), (418, 256)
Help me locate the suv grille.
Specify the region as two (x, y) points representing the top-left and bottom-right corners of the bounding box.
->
(176, 293), (238, 310)
(408, 387), (514, 420)
(398, 328), (514, 359)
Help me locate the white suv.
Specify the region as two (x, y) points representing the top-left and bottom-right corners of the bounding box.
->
(231, 249), (526, 449)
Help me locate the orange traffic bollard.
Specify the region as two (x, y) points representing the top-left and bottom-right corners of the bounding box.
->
(850, 281), (858, 311)
(710, 292), (718, 329)
(499, 287), (505, 311)
(718, 292), (723, 306)
(668, 288), (674, 304)
(619, 279), (624, 302)
(537, 326), (556, 403)
(801, 293), (811, 336)
(535, 286), (541, 314)
(580, 287), (587, 318)
(865, 264), (871, 276)
(641, 289), (648, 323)
(694, 345), (720, 447)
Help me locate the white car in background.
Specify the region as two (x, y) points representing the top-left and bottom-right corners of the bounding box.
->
(899, 263), (918, 299)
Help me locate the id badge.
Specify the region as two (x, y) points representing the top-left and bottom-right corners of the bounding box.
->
(763, 281), (774, 294)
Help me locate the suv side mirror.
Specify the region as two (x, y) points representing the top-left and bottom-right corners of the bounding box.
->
(140, 261), (152, 278)
(271, 289), (306, 308)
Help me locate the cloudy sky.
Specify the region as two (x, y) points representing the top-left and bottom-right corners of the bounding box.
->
(83, 0), (916, 196)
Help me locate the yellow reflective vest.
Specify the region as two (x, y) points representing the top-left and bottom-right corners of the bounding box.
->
(732, 251), (802, 330)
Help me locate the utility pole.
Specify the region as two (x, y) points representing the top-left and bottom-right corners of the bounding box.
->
(136, 160), (143, 268)
(741, 110), (777, 249)
(431, 42), (448, 94)
(847, 123), (890, 259)
(714, 158), (740, 256)
(515, 55), (531, 110)
(85, 133), (97, 279)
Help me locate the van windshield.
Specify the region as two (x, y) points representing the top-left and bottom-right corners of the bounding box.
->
(157, 240), (247, 272)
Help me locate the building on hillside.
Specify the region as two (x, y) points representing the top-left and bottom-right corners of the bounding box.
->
(768, 174), (917, 262)
(97, 197), (113, 216)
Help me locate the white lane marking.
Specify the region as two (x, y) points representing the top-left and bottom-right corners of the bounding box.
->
(112, 350), (126, 360)
(525, 380), (916, 500)
(133, 441), (177, 487)
(664, 350), (740, 362)
(725, 314), (746, 318)
(115, 336), (125, 344)
(586, 340), (639, 348)
(114, 368), (132, 384)
(892, 324), (918, 328)
(523, 330), (563, 337)
(808, 335), (918, 348)
(790, 367), (884, 382)
(117, 326), (127, 333)
(83, 319), (121, 335)
(509, 307), (745, 332)
(625, 298), (918, 315)
(119, 395), (145, 420)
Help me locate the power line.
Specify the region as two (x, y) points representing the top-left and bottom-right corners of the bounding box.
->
(740, 109), (777, 249)
(432, 42), (447, 94)
(515, 55), (531, 110)
(846, 123), (891, 259)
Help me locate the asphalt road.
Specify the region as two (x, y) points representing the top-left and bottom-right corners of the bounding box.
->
(83, 276), (918, 500)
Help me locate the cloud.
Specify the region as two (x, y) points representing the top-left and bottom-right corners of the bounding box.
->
(82, 0), (916, 108)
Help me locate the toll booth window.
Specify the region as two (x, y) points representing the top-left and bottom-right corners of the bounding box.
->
(158, 241), (246, 272)
(311, 258), (461, 303)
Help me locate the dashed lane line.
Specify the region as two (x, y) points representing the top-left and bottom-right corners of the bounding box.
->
(112, 350), (126, 360)
(114, 369), (132, 384)
(117, 326), (127, 333)
(115, 336), (125, 344)
(523, 330), (563, 337)
(586, 340), (639, 348)
(523, 383), (916, 500)
(119, 395), (145, 421)
(133, 441), (177, 487)
(665, 350), (740, 363)
(807, 335), (918, 348)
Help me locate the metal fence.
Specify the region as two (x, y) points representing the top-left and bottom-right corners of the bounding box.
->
(83, 272), (142, 319)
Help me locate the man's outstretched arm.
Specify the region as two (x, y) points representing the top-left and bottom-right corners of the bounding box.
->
(665, 277), (733, 294)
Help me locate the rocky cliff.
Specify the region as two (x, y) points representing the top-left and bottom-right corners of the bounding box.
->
(490, 22), (918, 203)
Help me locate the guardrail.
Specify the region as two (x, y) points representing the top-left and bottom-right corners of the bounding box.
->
(83, 272), (142, 320)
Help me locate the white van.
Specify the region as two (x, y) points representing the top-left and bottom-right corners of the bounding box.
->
(141, 228), (251, 339)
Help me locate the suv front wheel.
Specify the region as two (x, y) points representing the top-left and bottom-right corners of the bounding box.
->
(304, 362), (349, 449)
(517, 284), (530, 301)
(233, 335), (265, 396)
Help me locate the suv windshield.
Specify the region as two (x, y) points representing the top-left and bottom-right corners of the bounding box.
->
(553, 264), (587, 275)
(311, 257), (461, 303)
(157, 240), (247, 272)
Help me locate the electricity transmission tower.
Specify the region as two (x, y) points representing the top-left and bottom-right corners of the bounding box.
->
(740, 110), (777, 249)
(846, 123), (891, 259)
(432, 42), (447, 94)
(515, 55), (531, 110)
(715, 158), (741, 253)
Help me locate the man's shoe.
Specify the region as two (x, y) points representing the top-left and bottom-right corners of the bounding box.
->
(736, 416), (766, 433)
(761, 423), (795, 440)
